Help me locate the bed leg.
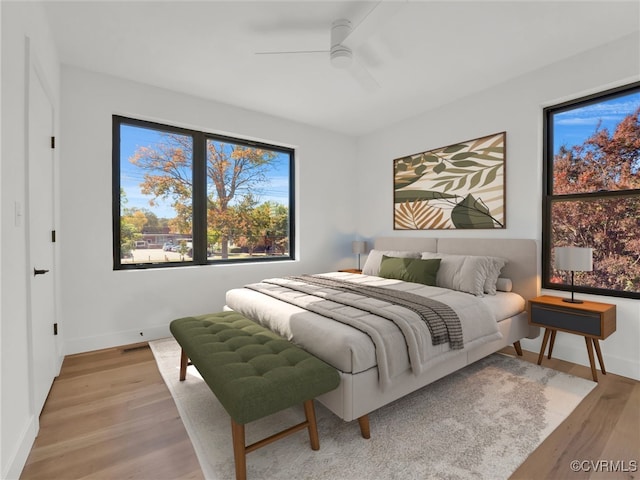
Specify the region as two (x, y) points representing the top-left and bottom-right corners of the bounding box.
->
(513, 341), (523, 356)
(357, 415), (371, 439)
(179, 348), (188, 381)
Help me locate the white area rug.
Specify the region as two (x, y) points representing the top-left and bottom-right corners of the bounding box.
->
(150, 337), (596, 480)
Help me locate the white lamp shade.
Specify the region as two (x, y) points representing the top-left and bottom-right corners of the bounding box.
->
(555, 246), (593, 272)
(352, 240), (367, 254)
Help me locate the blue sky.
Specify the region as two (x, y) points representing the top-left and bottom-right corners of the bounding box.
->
(120, 124), (290, 219)
(553, 91), (640, 153)
(120, 125), (175, 216)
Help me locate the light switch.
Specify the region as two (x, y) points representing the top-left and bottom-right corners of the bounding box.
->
(14, 201), (22, 227)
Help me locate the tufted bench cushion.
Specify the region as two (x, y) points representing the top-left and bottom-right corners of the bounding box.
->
(170, 310), (340, 425)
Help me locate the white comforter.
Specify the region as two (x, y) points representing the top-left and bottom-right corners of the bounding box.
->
(226, 272), (503, 389)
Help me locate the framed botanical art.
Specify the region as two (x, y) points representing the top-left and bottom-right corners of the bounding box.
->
(393, 132), (506, 230)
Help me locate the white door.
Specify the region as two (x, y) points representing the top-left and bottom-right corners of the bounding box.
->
(27, 58), (58, 416)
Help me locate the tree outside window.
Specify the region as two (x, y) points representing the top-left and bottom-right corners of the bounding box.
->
(543, 83), (640, 299)
(113, 116), (294, 269)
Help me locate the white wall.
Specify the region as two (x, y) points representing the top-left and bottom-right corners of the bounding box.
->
(356, 32), (640, 381)
(2, 7), (638, 478)
(59, 67), (358, 355)
(1, 2), (61, 478)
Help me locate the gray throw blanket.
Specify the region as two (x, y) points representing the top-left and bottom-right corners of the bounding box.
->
(286, 275), (463, 349)
(244, 274), (465, 389)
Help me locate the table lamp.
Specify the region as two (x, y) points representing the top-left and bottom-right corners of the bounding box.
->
(352, 240), (367, 270)
(554, 246), (593, 303)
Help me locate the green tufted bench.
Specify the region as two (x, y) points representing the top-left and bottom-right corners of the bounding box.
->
(169, 310), (340, 480)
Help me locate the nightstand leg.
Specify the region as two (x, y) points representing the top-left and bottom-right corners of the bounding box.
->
(537, 329), (552, 366)
(592, 338), (607, 375)
(547, 330), (557, 359)
(585, 337), (598, 382)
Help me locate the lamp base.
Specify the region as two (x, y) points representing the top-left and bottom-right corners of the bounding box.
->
(562, 298), (584, 304)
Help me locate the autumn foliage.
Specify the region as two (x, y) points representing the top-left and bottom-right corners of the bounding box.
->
(127, 133), (288, 259)
(550, 107), (640, 294)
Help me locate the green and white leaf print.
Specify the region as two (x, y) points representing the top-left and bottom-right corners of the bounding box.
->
(393, 132), (505, 230)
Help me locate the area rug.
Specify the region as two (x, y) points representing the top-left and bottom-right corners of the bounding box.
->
(150, 337), (596, 480)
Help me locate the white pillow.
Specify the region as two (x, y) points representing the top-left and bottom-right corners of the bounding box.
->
(484, 256), (508, 295)
(421, 252), (494, 296)
(362, 249), (421, 276)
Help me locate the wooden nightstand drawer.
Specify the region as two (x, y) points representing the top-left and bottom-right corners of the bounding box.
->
(528, 295), (616, 340)
(528, 295), (616, 382)
(530, 304), (601, 336)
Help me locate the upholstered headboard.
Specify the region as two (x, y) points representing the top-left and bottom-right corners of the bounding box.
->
(373, 237), (539, 301)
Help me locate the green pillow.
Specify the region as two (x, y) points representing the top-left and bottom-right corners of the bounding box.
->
(379, 256), (413, 279)
(379, 255), (441, 286)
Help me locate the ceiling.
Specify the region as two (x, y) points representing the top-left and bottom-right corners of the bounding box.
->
(42, 1), (639, 137)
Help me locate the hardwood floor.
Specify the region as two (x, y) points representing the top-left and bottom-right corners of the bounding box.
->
(507, 347), (639, 480)
(20, 343), (203, 480)
(20, 344), (638, 479)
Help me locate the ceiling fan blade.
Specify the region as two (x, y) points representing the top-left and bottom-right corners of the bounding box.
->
(255, 50), (328, 56)
(347, 58), (379, 92)
(343, 0), (407, 50)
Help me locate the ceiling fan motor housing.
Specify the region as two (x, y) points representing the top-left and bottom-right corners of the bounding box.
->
(330, 19), (353, 68)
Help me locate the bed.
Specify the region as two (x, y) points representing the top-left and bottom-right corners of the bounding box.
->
(225, 237), (539, 437)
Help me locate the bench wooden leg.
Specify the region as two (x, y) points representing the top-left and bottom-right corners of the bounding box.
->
(179, 348), (188, 381)
(231, 419), (247, 480)
(303, 399), (320, 450)
(513, 340), (523, 356)
(357, 415), (371, 439)
(229, 400), (323, 479)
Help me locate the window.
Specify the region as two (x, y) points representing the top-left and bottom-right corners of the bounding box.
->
(112, 116), (294, 269)
(543, 82), (640, 299)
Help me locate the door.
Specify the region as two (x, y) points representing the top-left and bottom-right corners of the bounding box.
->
(27, 57), (58, 416)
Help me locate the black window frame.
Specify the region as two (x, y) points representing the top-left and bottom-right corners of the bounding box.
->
(112, 115), (295, 270)
(542, 81), (640, 300)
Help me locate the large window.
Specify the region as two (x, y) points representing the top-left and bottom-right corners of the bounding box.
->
(543, 82), (640, 299)
(113, 116), (294, 269)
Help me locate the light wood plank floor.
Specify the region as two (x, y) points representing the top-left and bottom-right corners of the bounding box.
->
(20, 344), (639, 479)
(20, 343), (203, 480)
(507, 347), (639, 480)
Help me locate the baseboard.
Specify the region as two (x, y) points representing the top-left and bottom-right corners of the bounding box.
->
(2, 414), (38, 480)
(520, 337), (639, 381)
(64, 324), (171, 356)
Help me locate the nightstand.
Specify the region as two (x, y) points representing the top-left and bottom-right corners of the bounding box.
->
(528, 295), (616, 381)
(338, 268), (362, 274)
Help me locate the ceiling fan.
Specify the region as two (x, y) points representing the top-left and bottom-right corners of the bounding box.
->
(255, 1), (406, 92)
